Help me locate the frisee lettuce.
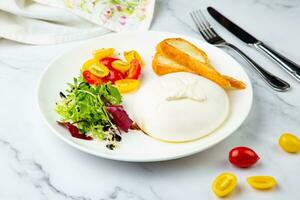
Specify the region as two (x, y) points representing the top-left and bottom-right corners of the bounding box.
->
(55, 75), (122, 140)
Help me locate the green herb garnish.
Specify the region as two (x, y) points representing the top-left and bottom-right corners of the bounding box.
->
(55, 75), (122, 140)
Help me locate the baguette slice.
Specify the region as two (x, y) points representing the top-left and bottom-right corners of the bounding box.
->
(157, 38), (232, 89)
(152, 53), (246, 90)
(222, 75), (246, 90)
(157, 38), (211, 70)
(152, 53), (194, 75)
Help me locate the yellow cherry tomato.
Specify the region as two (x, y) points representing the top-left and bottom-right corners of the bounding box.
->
(89, 63), (109, 77)
(247, 176), (276, 190)
(212, 173), (237, 197)
(124, 50), (143, 66)
(115, 79), (140, 93)
(279, 133), (300, 153)
(93, 48), (115, 60)
(82, 59), (97, 72)
(111, 60), (130, 73)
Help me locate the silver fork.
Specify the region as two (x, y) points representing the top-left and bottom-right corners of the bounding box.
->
(190, 10), (290, 92)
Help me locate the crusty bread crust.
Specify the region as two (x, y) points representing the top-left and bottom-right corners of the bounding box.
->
(152, 53), (194, 75)
(222, 75), (247, 90)
(157, 39), (232, 89)
(153, 53), (246, 89)
(153, 38), (246, 90)
(159, 38), (209, 63)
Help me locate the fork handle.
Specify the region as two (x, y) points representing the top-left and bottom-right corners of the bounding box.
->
(253, 42), (300, 82)
(222, 43), (290, 92)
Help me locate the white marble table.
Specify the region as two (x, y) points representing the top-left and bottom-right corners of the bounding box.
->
(1, 0), (300, 199)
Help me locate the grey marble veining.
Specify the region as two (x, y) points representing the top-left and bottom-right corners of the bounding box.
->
(0, 0), (300, 199)
(253, 0), (300, 9)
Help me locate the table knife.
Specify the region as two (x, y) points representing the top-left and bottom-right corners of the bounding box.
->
(207, 6), (300, 82)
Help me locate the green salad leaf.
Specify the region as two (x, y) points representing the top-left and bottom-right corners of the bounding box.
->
(55, 75), (122, 140)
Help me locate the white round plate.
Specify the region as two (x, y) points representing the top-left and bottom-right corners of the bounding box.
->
(37, 31), (253, 162)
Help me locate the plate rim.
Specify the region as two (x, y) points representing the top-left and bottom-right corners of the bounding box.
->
(37, 30), (253, 162)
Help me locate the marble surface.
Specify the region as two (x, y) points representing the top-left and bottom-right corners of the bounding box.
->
(1, 0), (300, 199)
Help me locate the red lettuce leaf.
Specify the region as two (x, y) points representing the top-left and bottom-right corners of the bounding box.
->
(57, 121), (93, 140)
(106, 105), (133, 132)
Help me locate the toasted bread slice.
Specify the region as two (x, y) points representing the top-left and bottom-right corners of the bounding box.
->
(157, 38), (215, 68)
(222, 75), (247, 90)
(153, 52), (246, 90)
(157, 38), (232, 89)
(158, 38), (208, 62)
(152, 53), (194, 75)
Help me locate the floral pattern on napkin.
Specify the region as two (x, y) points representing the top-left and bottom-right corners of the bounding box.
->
(63, 0), (153, 31)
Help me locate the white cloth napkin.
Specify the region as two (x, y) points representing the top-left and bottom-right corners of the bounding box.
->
(0, 0), (155, 45)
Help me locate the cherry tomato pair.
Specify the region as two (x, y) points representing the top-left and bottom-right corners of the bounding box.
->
(81, 49), (142, 93)
(212, 173), (276, 197)
(214, 132), (300, 197)
(81, 59), (111, 85)
(126, 59), (142, 79)
(81, 48), (117, 85)
(100, 50), (142, 81)
(82, 70), (100, 86)
(229, 132), (300, 169)
(102, 57), (141, 80)
(101, 57), (141, 93)
(97, 57), (124, 83)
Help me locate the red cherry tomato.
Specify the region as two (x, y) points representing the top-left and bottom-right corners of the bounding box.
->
(229, 146), (260, 168)
(100, 57), (119, 68)
(102, 68), (124, 83)
(82, 70), (100, 85)
(126, 59), (141, 79)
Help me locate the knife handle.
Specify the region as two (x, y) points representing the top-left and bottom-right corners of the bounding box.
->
(223, 43), (290, 91)
(254, 42), (300, 82)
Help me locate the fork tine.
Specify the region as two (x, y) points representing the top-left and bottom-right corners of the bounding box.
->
(190, 11), (211, 40)
(190, 11), (206, 39)
(196, 9), (218, 37)
(195, 10), (216, 38)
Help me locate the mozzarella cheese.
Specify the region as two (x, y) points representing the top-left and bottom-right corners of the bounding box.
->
(133, 72), (229, 142)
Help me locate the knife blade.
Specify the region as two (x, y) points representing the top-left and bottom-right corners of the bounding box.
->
(207, 6), (300, 82)
(207, 7), (259, 44)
